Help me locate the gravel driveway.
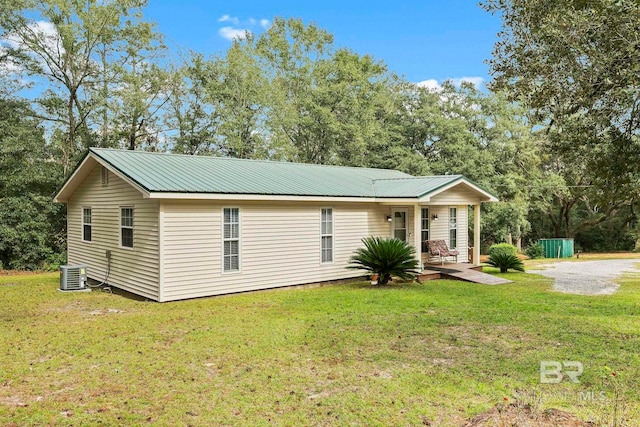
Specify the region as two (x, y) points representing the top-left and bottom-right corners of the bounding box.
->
(528, 259), (640, 295)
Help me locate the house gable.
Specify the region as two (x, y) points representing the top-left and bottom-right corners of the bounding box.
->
(422, 180), (498, 204)
(55, 153), (149, 203)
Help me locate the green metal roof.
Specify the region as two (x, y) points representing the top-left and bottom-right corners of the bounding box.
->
(91, 148), (410, 197)
(372, 176), (465, 198)
(55, 148), (497, 201)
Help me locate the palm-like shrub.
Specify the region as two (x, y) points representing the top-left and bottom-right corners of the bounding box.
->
(348, 237), (420, 285)
(487, 252), (525, 273)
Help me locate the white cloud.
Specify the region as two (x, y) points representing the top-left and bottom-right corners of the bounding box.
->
(3, 20), (62, 52)
(415, 76), (485, 92)
(216, 15), (270, 41)
(416, 79), (440, 91)
(218, 26), (250, 41)
(217, 14), (239, 25)
(1, 20), (64, 76)
(449, 76), (484, 88)
(0, 54), (22, 75)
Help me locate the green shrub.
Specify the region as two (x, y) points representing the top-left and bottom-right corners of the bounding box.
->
(525, 243), (545, 259)
(42, 252), (67, 272)
(487, 253), (525, 273)
(488, 243), (518, 258)
(348, 237), (420, 285)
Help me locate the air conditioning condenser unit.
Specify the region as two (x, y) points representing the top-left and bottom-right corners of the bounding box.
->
(60, 265), (88, 291)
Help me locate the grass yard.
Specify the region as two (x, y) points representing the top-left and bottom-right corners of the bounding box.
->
(1, 263), (639, 426)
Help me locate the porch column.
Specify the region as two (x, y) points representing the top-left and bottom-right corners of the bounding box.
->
(473, 204), (481, 266)
(414, 204), (422, 270)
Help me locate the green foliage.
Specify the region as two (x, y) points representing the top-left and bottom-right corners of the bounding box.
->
(348, 237), (420, 285)
(0, 0), (167, 169)
(488, 243), (518, 258)
(525, 243), (545, 259)
(0, 99), (65, 270)
(486, 252), (525, 273)
(1, 1), (639, 268)
(482, 0), (640, 240)
(42, 252), (67, 272)
(0, 196), (56, 270)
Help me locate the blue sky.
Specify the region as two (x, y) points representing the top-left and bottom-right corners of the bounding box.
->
(145, 1), (502, 87)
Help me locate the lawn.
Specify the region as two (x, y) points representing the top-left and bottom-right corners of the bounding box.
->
(1, 262), (639, 426)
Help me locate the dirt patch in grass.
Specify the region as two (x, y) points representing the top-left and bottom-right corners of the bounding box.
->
(463, 402), (596, 427)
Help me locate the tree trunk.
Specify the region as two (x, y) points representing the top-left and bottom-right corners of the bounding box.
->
(101, 47), (108, 145)
(65, 93), (76, 175)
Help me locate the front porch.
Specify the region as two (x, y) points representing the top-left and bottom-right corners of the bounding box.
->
(385, 203), (482, 267)
(417, 262), (512, 285)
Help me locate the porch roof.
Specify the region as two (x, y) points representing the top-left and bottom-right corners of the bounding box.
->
(372, 176), (497, 202)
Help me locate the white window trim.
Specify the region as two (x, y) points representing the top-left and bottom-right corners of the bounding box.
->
(222, 207), (241, 274)
(421, 207), (429, 250)
(320, 207), (334, 264)
(82, 206), (92, 243)
(120, 206), (134, 249)
(449, 206), (458, 249)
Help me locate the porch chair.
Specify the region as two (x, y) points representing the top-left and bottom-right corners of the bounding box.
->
(425, 240), (459, 266)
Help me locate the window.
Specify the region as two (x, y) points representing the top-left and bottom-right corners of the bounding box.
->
(449, 207), (457, 249)
(421, 208), (429, 251)
(120, 207), (134, 248)
(223, 208), (240, 272)
(101, 166), (109, 186)
(82, 207), (92, 242)
(392, 210), (408, 241)
(321, 208), (333, 263)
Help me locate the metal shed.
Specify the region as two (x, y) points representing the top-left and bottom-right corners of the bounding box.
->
(539, 238), (574, 258)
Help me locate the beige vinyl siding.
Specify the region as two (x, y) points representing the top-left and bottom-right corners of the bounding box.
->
(421, 205), (468, 264)
(429, 185), (483, 205)
(160, 201), (389, 301)
(67, 165), (160, 300)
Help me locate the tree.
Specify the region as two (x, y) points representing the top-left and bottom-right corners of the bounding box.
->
(165, 59), (220, 155)
(0, 0), (163, 171)
(111, 60), (177, 151)
(257, 18), (395, 166)
(395, 82), (542, 247)
(176, 17), (402, 166)
(482, 0), (640, 238)
(0, 99), (64, 269)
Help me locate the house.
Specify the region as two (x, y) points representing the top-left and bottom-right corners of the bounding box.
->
(54, 148), (498, 302)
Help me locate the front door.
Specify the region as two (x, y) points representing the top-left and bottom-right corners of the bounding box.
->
(392, 209), (408, 242)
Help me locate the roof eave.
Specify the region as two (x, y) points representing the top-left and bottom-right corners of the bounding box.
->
(147, 192), (428, 203)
